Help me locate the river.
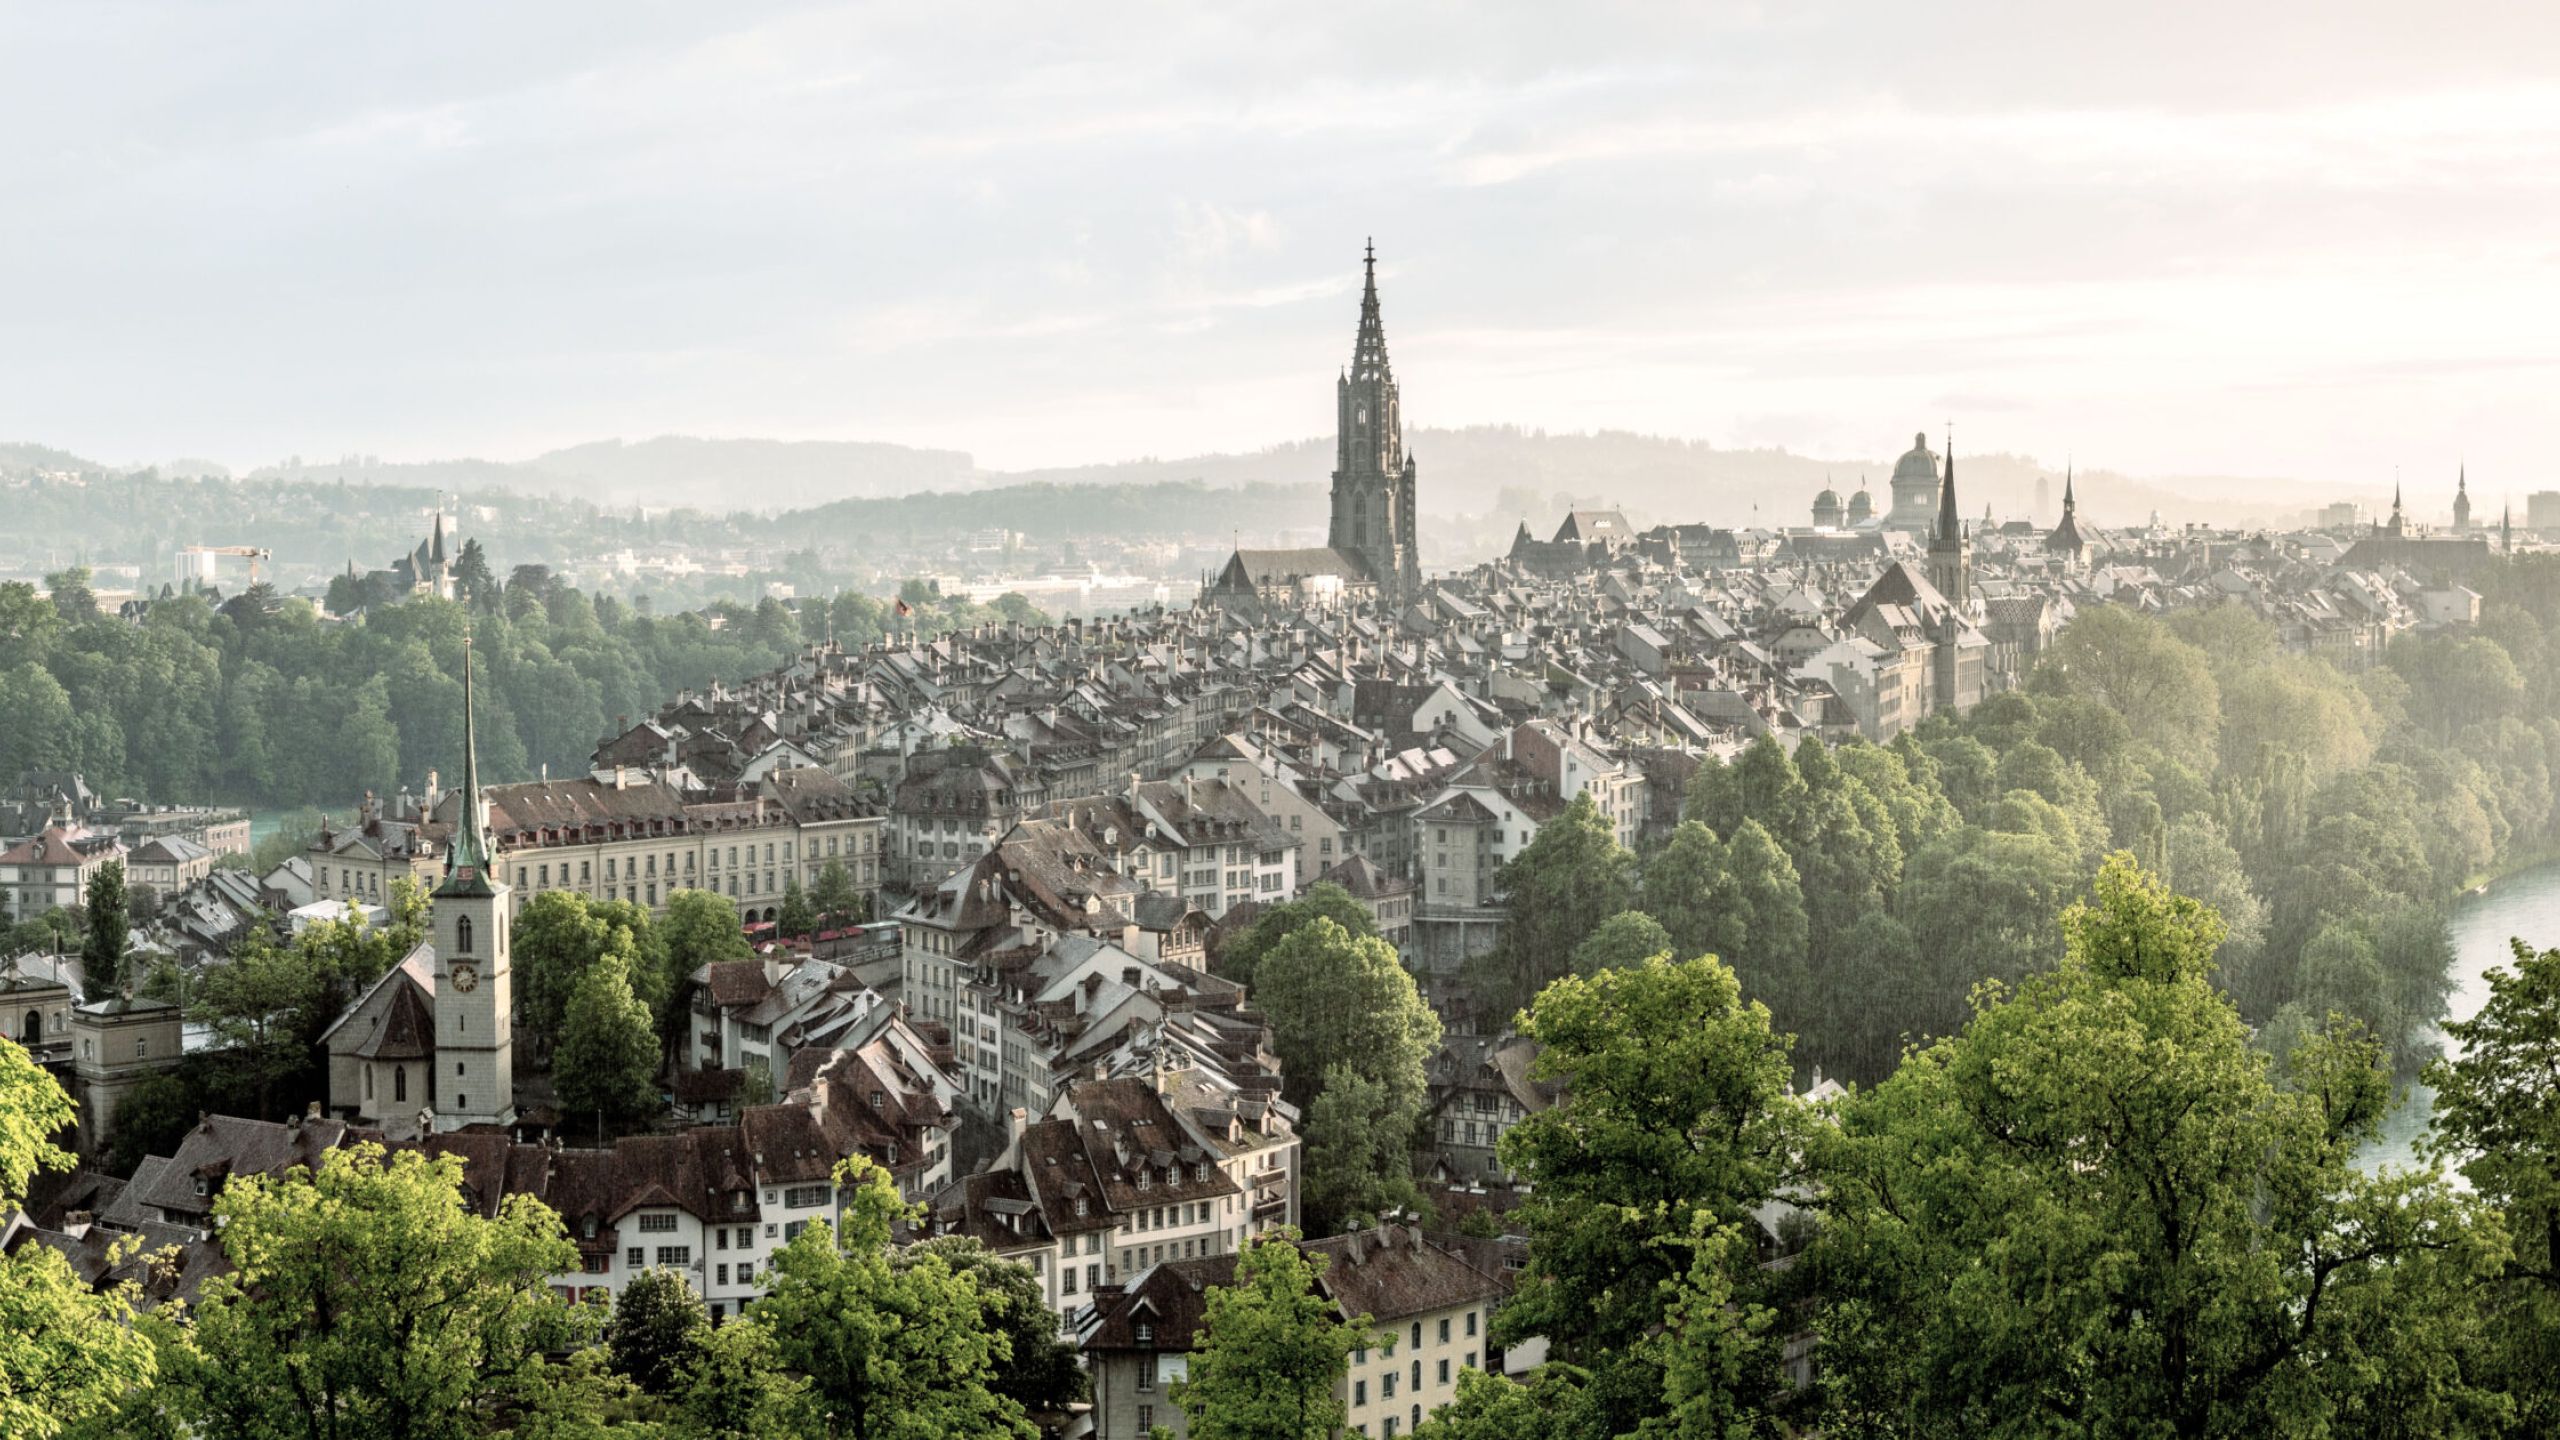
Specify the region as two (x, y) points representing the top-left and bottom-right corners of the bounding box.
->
(2364, 858), (2560, 1170)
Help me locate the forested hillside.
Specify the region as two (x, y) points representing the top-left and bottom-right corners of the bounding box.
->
(0, 572), (1032, 812)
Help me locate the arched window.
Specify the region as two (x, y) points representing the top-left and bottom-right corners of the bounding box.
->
(456, 915), (474, 954)
(394, 1066), (408, 1103)
(18, 1009), (36, 1045)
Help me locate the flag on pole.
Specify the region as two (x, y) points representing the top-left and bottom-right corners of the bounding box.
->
(894, 598), (913, 618)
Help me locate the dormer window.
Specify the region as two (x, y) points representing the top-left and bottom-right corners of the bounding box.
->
(1076, 1197), (1088, 1217)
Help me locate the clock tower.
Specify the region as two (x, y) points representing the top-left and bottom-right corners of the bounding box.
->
(431, 632), (514, 1131)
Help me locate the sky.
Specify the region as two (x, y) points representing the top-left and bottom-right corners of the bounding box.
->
(8, 1), (2560, 501)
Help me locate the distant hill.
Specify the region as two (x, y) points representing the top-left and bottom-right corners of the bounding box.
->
(23, 427), (2333, 537)
(997, 424), (2322, 534)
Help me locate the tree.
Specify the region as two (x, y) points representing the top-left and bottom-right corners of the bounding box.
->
(777, 877), (816, 939)
(809, 859), (861, 928)
(1412, 1365), (1603, 1440)
(1251, 918), (1441, 1118)
(0, 1037), (161, 1440)
(1300, 1063), (1428, 1235)
(2030, 604), (2223, 770)
(892, 1237), (1089, 1417)
(607, 1266), (709, 1395)
(659, 889), (754, 1026)
(188, 933), (332, 1120)
(108, 1069), (201, 1174)
(1640, 821), (1732, 964)
(1476, 793), (1634, 1017)
(1495, 953), (1802, 1436)
(751, 1155), (1033, 1440)
(555, 944), (661, 1139)
(177, 1142), (595, 1440)
(1169, 1228), (1375, 1440)
(45, 565), (98, 623)
(2426, 938), (2560, 1432)
(1814, 856), (2499, 1439)
(82, 860), (128, 997)
(513, 890), (619, 1048)
(676, 1317), (821, 1440)
(1212, 881), (1379, 991)
(1572, 909), (1672, 977)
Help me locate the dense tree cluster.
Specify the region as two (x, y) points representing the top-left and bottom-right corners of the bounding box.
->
(0, 571), (1041, 814)
(1483, 584), (2560, 1085)
(1420, 858), (2550, 1438)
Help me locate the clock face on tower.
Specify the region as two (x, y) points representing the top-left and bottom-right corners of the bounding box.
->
(450, 962), (479, 994)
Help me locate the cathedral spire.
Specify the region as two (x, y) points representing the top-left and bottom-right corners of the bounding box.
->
(1935, 431), (1961, 545)
(1351, 237), (1391, 383)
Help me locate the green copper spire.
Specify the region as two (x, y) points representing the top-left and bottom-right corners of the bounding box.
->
(439, 631), (497, 894)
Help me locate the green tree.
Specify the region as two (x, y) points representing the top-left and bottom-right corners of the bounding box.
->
(1300, 1063), (1428, 1235)
(1252, 917), (1441, 1118)
(1640, 821), (1733, 964)
(1814, 856), (2499, 1439)
(45, 565), (98, 623)
(676, 1317), (821, 1440)
(1495, 953), (1801, 1436)
(659, 889), (753, 1026)
(513, 890), (619, 1047)
(556, 944), (661, 1139)
(892, 1236), (1089, 1416)
(0, 1037), (162, 1440)
(607, 1266), (709, 1396)
(1169, 1228), (1374, 1440)
(776, 877), (816, 939)
(2426, 938), (2560, 1432)
(178, 1142), (596, 1440)
(1214, 881), (1380, 991)
(2030, 604), (2223, 770)
(808, 859), (861, 928)
(751, 1155), (1033, 1440)
(82, 860), (129, 996)
(1411, 1365), (1603, 1440)
(1572, 909), (1672, 977)
(1476, 793), (1634, 1017)
(189, 929), (332, 1120)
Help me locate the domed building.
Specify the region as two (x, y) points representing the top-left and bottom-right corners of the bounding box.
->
(1847, 484), (1874, 526)
(1812, 483), (1845, 529)
(1882, 432), (1943, 535)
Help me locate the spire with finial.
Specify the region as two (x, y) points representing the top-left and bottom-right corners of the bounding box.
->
(1350, 237), (1391, 384)
(440, 628), (493, 891)
(1935, 427), (1961, 544)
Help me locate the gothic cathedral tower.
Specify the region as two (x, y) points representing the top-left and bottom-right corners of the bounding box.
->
(431, 632), (514, 1131)
(1329, 241), (1421, 602)
(1926, 436), (1973, 608)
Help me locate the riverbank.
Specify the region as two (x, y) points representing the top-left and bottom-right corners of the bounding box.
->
(2365, 857), (2560, 1171)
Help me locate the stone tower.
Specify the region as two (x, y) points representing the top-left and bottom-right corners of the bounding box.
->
(431, 633), (513, 1131)
(2454, 466), (2473, 534)
(1926, 437), (1972, 608)
(1328, 241), (1421, 602)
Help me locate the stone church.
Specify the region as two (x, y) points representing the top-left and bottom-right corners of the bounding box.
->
(321, 637), (517, 1134)
(1212, 242), (1423, 607)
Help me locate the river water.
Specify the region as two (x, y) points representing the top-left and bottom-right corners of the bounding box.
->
(2364, 859), (2560, 1170)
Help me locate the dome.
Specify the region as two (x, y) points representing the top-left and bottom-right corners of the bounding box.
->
(1814, 486), (1842, 508)
(1891, 432), (1939, 485)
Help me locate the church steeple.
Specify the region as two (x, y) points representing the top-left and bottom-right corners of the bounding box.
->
(1927, 431), (1972, 606)
(438, 632), (495, 895)
(2454, 464), (2473, 533)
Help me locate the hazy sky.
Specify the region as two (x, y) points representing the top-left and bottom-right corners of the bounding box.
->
(9, 2), (2560, 499)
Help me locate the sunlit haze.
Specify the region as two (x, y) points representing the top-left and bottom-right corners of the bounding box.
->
(9, 1), (2560, 492)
